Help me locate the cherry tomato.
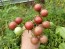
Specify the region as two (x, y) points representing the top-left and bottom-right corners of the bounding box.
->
(34, 15), (42, 24)
(40, 9), (48, 17)
(34, 4), (42, 12)
(14, 27), (22, 36)
(15, 17), (22, 24)
(42, 21), (50, 28)
(34, 26), (43, 36)
(40, 35), (48, 44)
(31, 37), (39, 45)
(25, 21), (34, 30)
(9, 21), (17, 30)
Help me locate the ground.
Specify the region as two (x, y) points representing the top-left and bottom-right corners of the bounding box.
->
(0, 0), (65, 49)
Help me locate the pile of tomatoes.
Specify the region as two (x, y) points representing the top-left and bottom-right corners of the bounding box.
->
(8, 4), (50, 45)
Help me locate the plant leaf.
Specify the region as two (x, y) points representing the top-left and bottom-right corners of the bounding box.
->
(59, 43), (65, 49)
(56, 26), (65, 39)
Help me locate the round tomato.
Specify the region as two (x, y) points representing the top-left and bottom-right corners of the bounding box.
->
(14, 27), (22, 36)
(15, 17), (22, 24)
(25, 21), (34, 30)
(40, 35), (48, 44)
(9, 21), (17, 30)
(34, 4), (42, 12)
(40, 9), (48, 17)
(34, 26), (43, 36)
(42, 21), (50, 28)
(34, 15), (42, 24)
(31, 37), (39, 45)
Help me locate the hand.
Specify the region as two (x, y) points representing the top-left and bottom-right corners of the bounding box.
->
(21, 30), (40, 49)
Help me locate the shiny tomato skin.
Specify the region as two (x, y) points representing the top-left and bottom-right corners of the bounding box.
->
(42, 21), (50, 28)
(34, 4), (42, 12)
(40, 35), (48, 44)
(34, 26), (43, 36)
(9, 21), (17, 30)
(40, 9), (48, 17)
(34, 15), (42, 24)
(31, 37), (39, 45)
(15, 17), (22, 24)
(25, 21), (34, 30)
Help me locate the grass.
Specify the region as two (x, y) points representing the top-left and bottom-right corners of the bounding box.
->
(0, 0), (65, 49)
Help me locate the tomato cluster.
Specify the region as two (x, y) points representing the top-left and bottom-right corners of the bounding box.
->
(8, 3), (50, 45)
(25, 4), (50, 45)
(9, 17), (23, 35)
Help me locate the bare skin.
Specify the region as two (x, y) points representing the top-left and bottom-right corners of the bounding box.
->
(21, 27), (40, 49)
